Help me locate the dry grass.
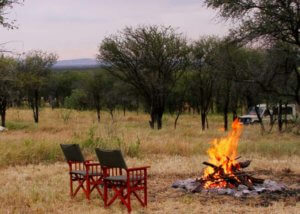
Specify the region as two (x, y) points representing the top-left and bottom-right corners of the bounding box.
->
(0, 155), (299, 214)
(1, 108), (299, 166)
(0, 108), (299, 213)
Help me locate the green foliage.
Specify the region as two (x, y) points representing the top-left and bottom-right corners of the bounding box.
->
(17, 50), (58, 91)
(204, 0), (300, 47)
(0, 55), (18, 126)
(64, 89), (88, 110)
(0, 0), (20, 29)
(98, 25), (191, 129)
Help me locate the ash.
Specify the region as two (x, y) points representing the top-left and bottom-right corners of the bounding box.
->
(172, 179), (287, 197)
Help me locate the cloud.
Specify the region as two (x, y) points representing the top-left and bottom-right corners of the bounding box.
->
(0, 0), (229, 60)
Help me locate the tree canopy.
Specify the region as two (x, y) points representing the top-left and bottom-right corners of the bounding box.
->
(0, 0), (21, 29)
(98, 25), (190, 129)
(204, 0), (300, 47)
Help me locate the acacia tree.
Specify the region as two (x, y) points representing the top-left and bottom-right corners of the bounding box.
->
(84, 70), (105, 123)
(210, 40), (253, 131)
(189, 37), (220, 130)
(17, 51), (57, 123)
(0, 55), (17, 127)
(98, 25), (190, 129)
(248, 43), (300, 131)
(204, 0), (300, 47)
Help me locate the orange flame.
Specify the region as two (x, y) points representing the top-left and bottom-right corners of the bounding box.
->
(202, 119), (243, 188)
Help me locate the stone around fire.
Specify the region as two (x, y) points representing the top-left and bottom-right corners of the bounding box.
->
(172, 178), (287, 197)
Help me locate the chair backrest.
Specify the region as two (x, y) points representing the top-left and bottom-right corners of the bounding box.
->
(95, 149), (127, 169)
(60, 144), (85, 162)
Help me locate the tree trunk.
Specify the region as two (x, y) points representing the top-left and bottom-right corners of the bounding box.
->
(223, 98), (229, 131)
(232, 109), (237, 121)
(109, 109), (114, 121)
(255, 105), (265, 133)
(284, 103), (288, 130)
(201, 112), (206, 131)
(224, 110), (228, 131)
(157, 109), (163, 130)
(149, 107), (164, 130)
(174, 109), (182, 129)
(0, 98), (6, 127)
(0, 110), (5, 127)
(31, 90), (39, 123)
(136, 96), (139, 115)
(278, 101), (283, 132)
(206, 115), (209, 129)
(96, 106), (101, 123)
(123, 104), (126, 116)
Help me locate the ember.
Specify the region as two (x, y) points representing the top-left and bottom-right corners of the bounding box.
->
(196, 119), (264, 190)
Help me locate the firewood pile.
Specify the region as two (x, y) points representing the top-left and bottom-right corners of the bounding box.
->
(195, 159), (264, 190)
(172, 159), (288, 197)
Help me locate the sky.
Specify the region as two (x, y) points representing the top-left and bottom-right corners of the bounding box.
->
(0, 0), (229, 60)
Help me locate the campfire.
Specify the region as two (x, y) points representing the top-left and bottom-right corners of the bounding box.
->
(196, 119), (264, 190)
(172, 120), (288, 197)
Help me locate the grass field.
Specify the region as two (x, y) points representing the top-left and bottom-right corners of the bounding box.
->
(0, 108), (299, 213)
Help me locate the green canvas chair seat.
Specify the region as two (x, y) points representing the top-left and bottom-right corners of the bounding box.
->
(104, 175), (144, 182)
(70, 170), (102, 177)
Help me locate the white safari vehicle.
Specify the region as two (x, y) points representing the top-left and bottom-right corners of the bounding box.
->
(238, 104), (297, 125)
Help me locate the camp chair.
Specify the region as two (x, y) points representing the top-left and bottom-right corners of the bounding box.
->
(60, 144), (103, 200)
(95, 149), (150, 212)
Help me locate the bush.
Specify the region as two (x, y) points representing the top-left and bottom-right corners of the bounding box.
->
(64, 89), (88, 110)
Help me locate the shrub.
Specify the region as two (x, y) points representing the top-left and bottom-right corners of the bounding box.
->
(64, 89), (88, 110)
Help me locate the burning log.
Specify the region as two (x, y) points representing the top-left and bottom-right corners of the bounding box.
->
(239, 160), (251, 168)
(203, 160), (251, 169)
(202, 161), (218, 169)
(198, 159), (263, 190)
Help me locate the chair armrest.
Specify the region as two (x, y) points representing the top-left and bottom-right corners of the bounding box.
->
(85, 162), (101, 166)
(127, 166), (150, 171)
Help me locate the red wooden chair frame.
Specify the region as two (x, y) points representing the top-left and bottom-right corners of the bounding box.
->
(95, 149), (150, 212)
(68, 160), (104, 200)
(61, 144), (104, 200)
(103, 166), (150, 212)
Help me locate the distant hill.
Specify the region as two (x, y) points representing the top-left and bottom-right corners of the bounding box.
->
(53, 58), (101, 69)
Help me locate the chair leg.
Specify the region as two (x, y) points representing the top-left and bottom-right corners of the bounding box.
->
(127, 186), (131, 212)
(70, 174), (73, 198)
(144, 180), (147, 206)
(86, 175), (91, 200)
(104, 181), (108, 207)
